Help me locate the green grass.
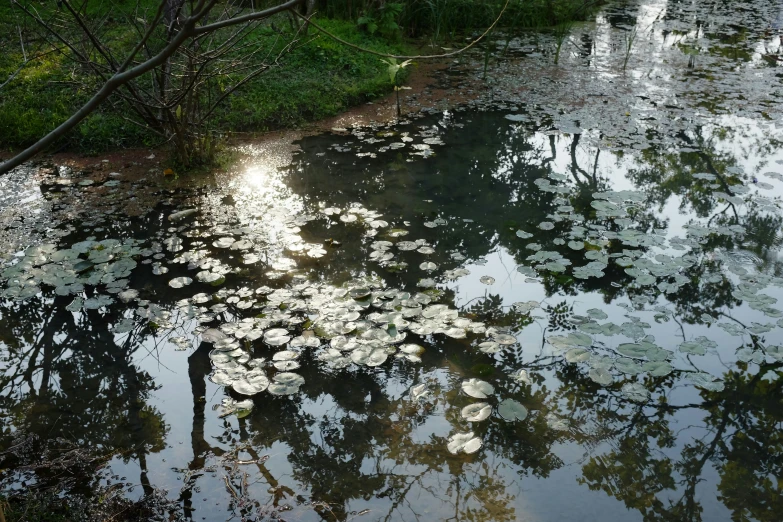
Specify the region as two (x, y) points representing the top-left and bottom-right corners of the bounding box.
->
(0, 6), (408, 155)
(0, 0), (592, 156)
(215, 19), (410, 132)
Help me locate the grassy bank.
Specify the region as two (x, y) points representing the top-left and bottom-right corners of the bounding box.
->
(0, 0), (594, 157)
(0, 9), (409, 155)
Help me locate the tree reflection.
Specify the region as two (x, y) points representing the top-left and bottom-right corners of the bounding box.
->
(1, 105), (782, 522)
(0, 291), (167, 497)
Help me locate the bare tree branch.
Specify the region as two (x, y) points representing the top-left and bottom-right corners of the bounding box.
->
(0, 0), (305, 175)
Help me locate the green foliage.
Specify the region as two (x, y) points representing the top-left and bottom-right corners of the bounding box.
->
(218, 19), (409, 132)
(318, 0), (598, 40)
(357, 2), (404, 40)
(0, 0), (594, 156)
(380, 57), (413, 85)
(0, 11), (407, 154)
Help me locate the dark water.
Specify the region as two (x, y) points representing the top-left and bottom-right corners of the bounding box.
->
(2, 1), (783, 521)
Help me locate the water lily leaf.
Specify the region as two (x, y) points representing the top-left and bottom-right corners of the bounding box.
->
(318, 348), (352, 369)
(565, 347), (590, 363)
(461, 402), (492, 422)
(497, 399), (528, 421)
(545, 413), (569, 431)
(118, 289), (139, 303)
(232, 369), (269, 395)
(410, 383), (430, 401)
(168, 276), (192, 288)
(399, 343), (424, 356)
(621, 382), (650, 403)
(264, 328), (291, 346)
(586, 309), (608, 320)
(687, 372), (724, 392)
(447, 431), (482, 454)
(268, 372), (305, 395)
(589, 367), (613, 386)
(478, 341), (501, 354)
(444, 327), (466, 339)
(213, 237), (235, 248)
(461, 378), (494, 398)
(679, 336), (716, 356)
(642, 360), (673, 376)
(615, 357), (643, 375)
(478, 329), (510, 346)
(510, 369), (531, 384)
(617, 343), (649, 358)
(273, 360), (300, 371)
(351, 346), (389, 366)
(767, 345), (783, 361)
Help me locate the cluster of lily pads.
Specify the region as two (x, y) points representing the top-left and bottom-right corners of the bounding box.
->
(0, 238), (144, 307)
(3, 149), (782, 455)
(444, 378), (528, 455)
(512, 171), (783, 395)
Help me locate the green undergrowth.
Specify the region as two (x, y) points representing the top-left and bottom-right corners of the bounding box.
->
(0, 11), (408, 155)
(319, 0), (599, 38)
(0, 0), (593, 157)
(214, 19), (410, 134)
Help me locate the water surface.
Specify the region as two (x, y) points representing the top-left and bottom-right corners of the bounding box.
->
(1, 1), (783, 521)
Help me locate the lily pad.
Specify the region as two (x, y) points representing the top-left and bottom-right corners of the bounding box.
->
(447, 432), (482, 454)
(461, 378), (494, 398)
(461, 402), (492, 422)
(621, 382), (650, 403)
(497, 399), (528, 421)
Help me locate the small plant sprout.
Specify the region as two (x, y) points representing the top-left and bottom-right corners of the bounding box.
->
(381, 58), (413, 118)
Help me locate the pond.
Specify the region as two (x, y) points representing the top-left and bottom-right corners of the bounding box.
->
(1, 0), (783, 521)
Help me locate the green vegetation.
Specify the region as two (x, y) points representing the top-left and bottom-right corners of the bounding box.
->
(322, 0), (594, 38)
(0, 0), (595, 157)
(0, 5), (409, 154)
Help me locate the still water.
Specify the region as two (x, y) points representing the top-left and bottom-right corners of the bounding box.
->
(1, 0), (783, 521)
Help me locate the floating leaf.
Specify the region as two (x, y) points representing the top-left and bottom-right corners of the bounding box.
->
(461, 378), (494, 398)
(586, 309), (608, 320)
(497, 399), (528, 421)
(268, 372), (305, 395)
(546, 413), (569, 431)
(478, 341), (501, 354)
(510, 369), (531, 384)
(168, 276), (192, 288)
(679, 336), (716, 356)
(621, 382), (650, 403)
(461, 402), (492, 422)
(447, 432), (482, 454)
(687, 372), (725, 392)
(642, 360), (673, 376)
(232, 369), (269, 395)
(565, 347), (590, 363)
(264, 328), (291, 346)
(589, 367), (613, 386)
(410, 383), (430, 401)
